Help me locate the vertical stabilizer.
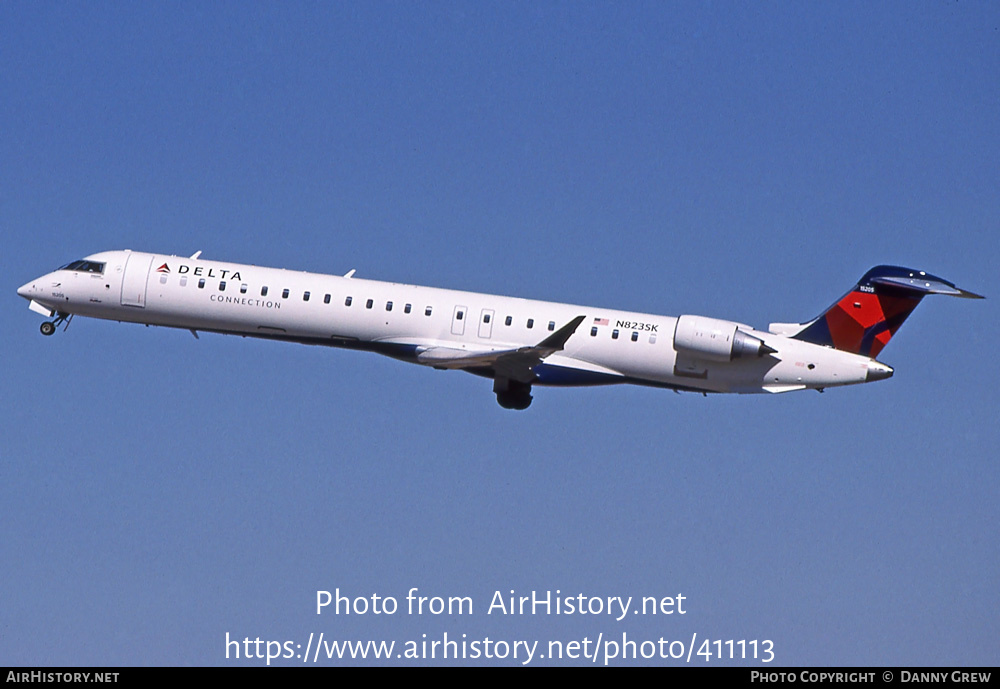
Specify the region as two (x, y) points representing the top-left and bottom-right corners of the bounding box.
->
(783, 266), (983, 358)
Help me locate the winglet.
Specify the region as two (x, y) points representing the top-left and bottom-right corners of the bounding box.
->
(536, 315), (586, 354)
(414, 315), (587, 379)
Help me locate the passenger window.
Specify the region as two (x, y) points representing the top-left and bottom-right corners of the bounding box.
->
(240, 284), (247, 294)
(219, 281), (226, 291)
(366, 299), (373, 309)
(505, 316), (512, 326)
(591, 327), (598, 337)
(456, 310), (464, 320)
(303, 291), (310, 301)
(649, 334), (657, 344)
(631, 331), (638, 342)
(282, 289), (289, 299)
(425, 306), (432, 316)
(612, 329), (619, 339)
(404, 304), (412, 314)
(159, 275), (167, 285)
(198, 279), (205, 289)
(548, 321), (555, 331)
(261, 286), (268, 297)
(386, 301), (393, 311)
(345, 296), (353, 306)
(180, 277), (187, 287)
(324, 294), (331, 304)
(527, 319), (534, 329)
(483, 313), (491, 323)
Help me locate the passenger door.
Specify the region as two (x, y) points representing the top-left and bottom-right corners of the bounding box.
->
(120, 253), (153, 307)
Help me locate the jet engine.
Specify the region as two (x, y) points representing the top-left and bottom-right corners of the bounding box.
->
(672, 315), (776, 362)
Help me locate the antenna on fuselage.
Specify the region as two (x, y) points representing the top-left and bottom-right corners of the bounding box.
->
(190, 251), (202, 260)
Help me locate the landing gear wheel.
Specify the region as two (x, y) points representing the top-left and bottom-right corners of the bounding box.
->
(494, 376), (533, 410)
(40, 321), (56, 336)
(496, 390), (533, 410)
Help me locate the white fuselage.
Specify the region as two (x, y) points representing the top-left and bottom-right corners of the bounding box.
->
(17, 250), (889, 398)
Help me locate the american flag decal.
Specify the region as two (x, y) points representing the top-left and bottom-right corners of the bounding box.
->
(593, 317), (609, 326)
(156, 263), (170, 273)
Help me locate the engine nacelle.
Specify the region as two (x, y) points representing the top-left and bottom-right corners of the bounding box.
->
(673, 315), (775, 362)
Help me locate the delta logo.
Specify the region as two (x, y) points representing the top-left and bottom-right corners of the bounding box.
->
(176, 264), (242, 281)
(156, 262), (243, 281)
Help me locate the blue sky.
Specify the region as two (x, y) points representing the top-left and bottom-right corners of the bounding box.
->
(2, 2), (997, 666)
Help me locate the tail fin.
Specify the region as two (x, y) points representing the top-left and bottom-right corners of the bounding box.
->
(770, 266), (983, 358)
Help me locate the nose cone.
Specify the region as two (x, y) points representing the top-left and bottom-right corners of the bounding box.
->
(17, 281), (33, 300)
(866, 362), (894, 383)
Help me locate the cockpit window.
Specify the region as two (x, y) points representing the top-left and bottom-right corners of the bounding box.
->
(58, 260), (105, 274)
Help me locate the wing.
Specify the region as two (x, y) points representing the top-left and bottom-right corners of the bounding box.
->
(415, 315), (586, 383)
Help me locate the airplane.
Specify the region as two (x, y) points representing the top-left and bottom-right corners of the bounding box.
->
(17, 250), (982, 409)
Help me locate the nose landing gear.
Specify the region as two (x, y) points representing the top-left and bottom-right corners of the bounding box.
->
(40, 313), (72, 336)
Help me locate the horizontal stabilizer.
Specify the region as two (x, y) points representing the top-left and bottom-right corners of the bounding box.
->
(768, 321), (807, 337)
(869, 274), (984, 299)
